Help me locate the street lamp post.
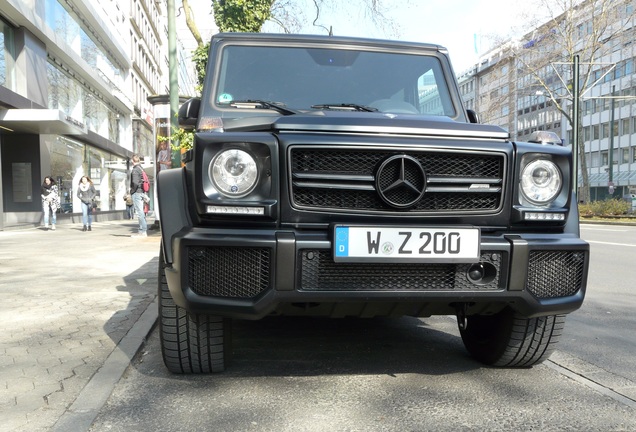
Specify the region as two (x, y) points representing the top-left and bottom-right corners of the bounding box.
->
(167, 0), (179, 167)
(608, 85), (616, 195)
(572, 55), (580, 197)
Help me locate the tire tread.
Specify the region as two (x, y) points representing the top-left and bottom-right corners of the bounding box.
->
(460, 308), (566, 368)
(158, 249), (229, 374)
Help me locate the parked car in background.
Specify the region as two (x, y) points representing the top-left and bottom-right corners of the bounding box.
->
(623, 193), (636, 211)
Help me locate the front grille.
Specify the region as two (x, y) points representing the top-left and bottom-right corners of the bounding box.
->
(300, 250), (502, 291)
(290, 147), (504, 214)
(187, 247), (271, 298)
(526, 250), (586, 298)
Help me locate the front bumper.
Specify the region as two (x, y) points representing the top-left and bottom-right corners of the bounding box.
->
(164, 227), (589, 320)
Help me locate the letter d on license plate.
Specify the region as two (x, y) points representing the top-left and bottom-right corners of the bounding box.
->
(333, 226), (480, 263)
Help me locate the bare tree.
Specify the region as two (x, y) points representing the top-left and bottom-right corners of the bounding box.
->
(181, 0), (205, 46)
(181, 0), (397, 41)
(180, 0), (399, 95)
(268, 0), (398, 36)
(510, 0), (636, 202)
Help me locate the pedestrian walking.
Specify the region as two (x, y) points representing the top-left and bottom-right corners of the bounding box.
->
(41, 176), (60, 230)
(130, 154), (147, 237)
(77, 175), (96, 231)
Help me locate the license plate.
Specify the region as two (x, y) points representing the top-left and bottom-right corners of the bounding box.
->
(333, 226), (480, 263)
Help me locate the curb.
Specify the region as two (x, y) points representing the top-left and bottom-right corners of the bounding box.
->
(51, 299), (159, 432)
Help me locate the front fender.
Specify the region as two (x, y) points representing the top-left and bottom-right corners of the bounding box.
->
(157, 167), (192, 263)
(564, 191), (581, 236)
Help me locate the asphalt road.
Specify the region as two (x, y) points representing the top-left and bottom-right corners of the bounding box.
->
(561, 223), (636, 383)
(86, 223), (636, 432)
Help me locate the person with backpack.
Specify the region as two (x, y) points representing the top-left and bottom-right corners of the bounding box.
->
(123, 192), (134, 219)
(130, 154), (148, 237)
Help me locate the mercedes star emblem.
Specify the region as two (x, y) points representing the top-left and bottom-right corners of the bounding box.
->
(375, 155), (427, 209)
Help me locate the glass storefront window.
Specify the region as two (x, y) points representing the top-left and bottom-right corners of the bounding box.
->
(47, 61), (122, 144)
(44, 1), (125, 144)
(133, 121), (155, 158)
(44, 135), (84, 213)
(47, 63), (83, 122)
(87, 147), (105, 210)
(1, 18), (15, 90)
(42, 135), (128, 213)
(44, 1), (124, 79)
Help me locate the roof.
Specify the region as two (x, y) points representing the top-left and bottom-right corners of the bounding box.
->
(211, 32), (447, 54)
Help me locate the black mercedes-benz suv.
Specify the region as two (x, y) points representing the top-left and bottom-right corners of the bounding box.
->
(156, 32), (589, 373)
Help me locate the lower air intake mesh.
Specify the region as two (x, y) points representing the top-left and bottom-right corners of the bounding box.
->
(187, 247), (270, 298)
(526, 250), (586, 298)
(300, 250), (502, 291)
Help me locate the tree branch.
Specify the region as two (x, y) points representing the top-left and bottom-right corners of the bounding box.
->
(181, 0), (204, 47)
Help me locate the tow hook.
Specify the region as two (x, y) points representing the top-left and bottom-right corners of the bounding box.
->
(456, 303), (468, 331)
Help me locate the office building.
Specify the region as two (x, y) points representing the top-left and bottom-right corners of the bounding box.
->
(0, 0), (196, 229)
(458, 0), (636, 201)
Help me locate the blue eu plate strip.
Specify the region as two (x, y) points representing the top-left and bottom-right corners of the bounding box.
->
(334, 226), (349, 257)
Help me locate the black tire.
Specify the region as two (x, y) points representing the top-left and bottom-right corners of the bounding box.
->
(158, 248), (231, 373)
(459, 308), (565, 367)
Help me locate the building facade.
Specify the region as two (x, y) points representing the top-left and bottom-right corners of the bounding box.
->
(0, 0), (196, 230)
(458, 0), (636, 202)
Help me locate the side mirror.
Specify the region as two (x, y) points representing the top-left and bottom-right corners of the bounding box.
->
(178, 98), (201, 131)
(466, 109), (480, 124)
(528, 130), (563, 146)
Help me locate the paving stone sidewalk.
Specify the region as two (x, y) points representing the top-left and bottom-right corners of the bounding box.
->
(0, 220), (160, 432)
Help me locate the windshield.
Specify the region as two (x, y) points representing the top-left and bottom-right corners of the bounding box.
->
(213, 44), (457, 117)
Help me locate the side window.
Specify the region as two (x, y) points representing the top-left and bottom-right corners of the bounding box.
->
(418, 69), (444, 115)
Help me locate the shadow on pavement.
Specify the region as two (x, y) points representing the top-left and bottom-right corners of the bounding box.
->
(133, 314), (478, 380)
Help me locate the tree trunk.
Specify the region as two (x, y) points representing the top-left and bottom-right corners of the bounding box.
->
(577, 121), (591, 203)
(181, 0), (204, 47)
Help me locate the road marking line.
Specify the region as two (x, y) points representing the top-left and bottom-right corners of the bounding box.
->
(580, 226), (627, 231)
(546, 358), (636, 410)
(587, 240), (636, 247)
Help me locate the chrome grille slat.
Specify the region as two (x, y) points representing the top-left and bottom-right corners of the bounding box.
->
(426, 176), (502, 184)
(426, 186), (502, 193)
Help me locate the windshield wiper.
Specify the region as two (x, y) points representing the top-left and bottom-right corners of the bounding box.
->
(227, 100), (298, 115)
(311, 103), (378, 112)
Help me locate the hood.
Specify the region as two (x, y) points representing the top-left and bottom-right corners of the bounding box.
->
(221, 110), (509, 140)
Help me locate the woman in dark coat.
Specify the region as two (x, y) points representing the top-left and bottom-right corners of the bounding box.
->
(77, 175), (96, 231)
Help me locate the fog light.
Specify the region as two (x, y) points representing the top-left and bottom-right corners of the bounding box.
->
(466, 262), (497, 285)
(467, 263), (485, 282)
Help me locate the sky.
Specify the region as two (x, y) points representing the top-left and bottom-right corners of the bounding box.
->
(177, 0), (536, 73)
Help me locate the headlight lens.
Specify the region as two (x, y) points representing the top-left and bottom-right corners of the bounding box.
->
(520, 159), (562, 205)
(210, 149), (258, 197)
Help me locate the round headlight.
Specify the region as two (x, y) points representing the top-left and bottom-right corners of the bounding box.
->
(210, 149), (258, 197)
(520, 159), (562, 204)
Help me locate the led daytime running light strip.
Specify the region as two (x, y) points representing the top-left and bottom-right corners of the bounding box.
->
(207, 205), (264, 215)
(524, 212), (565, 221)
